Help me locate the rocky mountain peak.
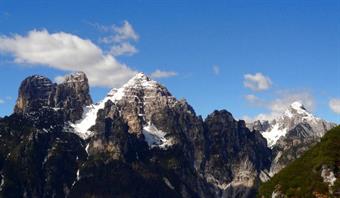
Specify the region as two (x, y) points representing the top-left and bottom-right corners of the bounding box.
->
(62, 71), (88, 83)
(130, 72), (150, 81)
(72, 72), (177, 139)
(14, 75), (55, 114)
(283, 101), (313, 119)
(247, 101), (337, 177)
(14, 72), (92, 123)
(53, 72), (93, 122)
(248, 101), (326, 148)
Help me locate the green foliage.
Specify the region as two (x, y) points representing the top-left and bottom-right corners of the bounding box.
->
(258, 126), (340, 198)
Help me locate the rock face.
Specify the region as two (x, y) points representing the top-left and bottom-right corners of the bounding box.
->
(53, 72), (92, 122)
(203, 110), (271, 197)
(248, 101), (336, 177)
(14, 75), (55, 114)
(0, 114), (87, 198)
(14, 72), (92, 123)
(72, 73), (207, 169)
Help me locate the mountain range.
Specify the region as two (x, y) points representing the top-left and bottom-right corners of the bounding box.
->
(0, 71), (337, 198)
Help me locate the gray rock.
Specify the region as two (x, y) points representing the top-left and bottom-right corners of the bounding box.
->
(203, 110), (272, 197)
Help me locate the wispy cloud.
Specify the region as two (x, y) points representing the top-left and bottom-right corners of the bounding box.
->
(0, 98), (4, 104)
(97, 20), (139, 43)
(243, 72), (272, 91)
(244, 94), (260, 103)
(329, 98), (340, 114)
(212, 65), (220, 75)
(150, 70), (177, 79)
(109, 42), (138, 56)
(90, 20), (139, 56)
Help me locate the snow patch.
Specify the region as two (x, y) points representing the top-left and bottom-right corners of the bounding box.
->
(70, 86), (125, 139)
(163, 177), (175, 190)
(76, 170), (80, 181)
(321, 166), (337, 186)
(262, 123), (288, 147)
(0, 173), (4, 191)
(85, 143), (90, 153)
(142, 122), (173, 149)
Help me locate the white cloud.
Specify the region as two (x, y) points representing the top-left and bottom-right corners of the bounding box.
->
(243, 90), (314, 121)
(0, 29), (138, 88)
(212, 65), (220, 75)
(329, 98), (340, 114)
(98, 20), (139, 44)
(109, 42), (138, 56)
(243, 72), (272, 91)
(150, 70), (177, 79)
(0, 99), (4, 104)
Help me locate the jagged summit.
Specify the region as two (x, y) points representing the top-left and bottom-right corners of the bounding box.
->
(129, 72), (150, 81)
(14, 75), (55, 114)
(249, 101), (333, 148)
(71, 72), (176, 139)
(283, 101), (313, 119)
(249, 101), (336, 177)
(14, 71), (92, 122)
(62, 71), (87, 83)
(107, 72), (169, 97)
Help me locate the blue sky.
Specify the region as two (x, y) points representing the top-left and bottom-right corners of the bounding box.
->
(0, 0), (339, 123)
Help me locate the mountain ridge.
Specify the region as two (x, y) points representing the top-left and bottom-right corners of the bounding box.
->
(0, 71), (336, 198)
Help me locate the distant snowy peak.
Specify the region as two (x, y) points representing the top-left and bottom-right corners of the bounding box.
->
(251, 101), (334, 147)
(283, 101), (315, 120)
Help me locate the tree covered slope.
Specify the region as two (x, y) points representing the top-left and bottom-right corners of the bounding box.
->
(258, 125), (340, 198)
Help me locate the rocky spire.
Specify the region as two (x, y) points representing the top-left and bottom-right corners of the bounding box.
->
(14, 72), (93, 122)
(14, 75), (55, 114)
